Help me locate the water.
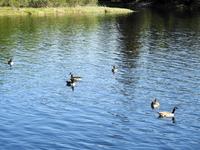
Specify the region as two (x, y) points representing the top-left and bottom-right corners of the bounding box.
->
(0, 9), (200, 149)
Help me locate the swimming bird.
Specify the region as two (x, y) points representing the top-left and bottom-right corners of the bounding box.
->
(112, 65), (118, 73)
(151, 98), (160, 109)
(8, 58), (14, 67)
(66, 78), (76, 87)
(69, 72), (82, 81)
(158, 107), (178, 118)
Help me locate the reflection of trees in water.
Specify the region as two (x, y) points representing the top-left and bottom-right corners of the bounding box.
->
(113, 12), (150, 99)
(0, 17), (46, 60)
(146, 8), (200, 52)
(150, 8), (200, 31)
(113, 9), (200, 99)
(115, 11), (152, 69)
(116, 8), (199, 66)
(112, 8), (199, 99)
(0, 16), (100, 60)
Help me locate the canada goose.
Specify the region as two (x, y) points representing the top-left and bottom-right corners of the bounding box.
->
(151, 98), (160, 109)
(112, 65), (118, 73)
(66, 78), (76, 87)
(69, 72), (82, 81)
(158, 107), (178, 118)
(8, 58), (14, 67)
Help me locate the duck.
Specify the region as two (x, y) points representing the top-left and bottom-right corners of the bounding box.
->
(151, 98), (160, 109)
(66, 78), (76, 87)
(158, 107), (178, 118)
(112, 65), (118, 73)
(8, 58), (14, 67)
(69, 72), (82, 81)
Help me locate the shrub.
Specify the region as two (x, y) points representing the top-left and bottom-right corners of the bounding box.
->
(28, 0), (49, 7)
(0, 0), (98, 7)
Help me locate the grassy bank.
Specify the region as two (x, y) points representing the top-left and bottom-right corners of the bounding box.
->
(0, 6), (133, 16)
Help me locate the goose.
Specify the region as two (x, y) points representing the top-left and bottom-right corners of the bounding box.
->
(8, 58), (14, 67)
(69, 72), (82, 81)
(151, 98), (160, 109)
(158, 107), (178, 118)
(112, 65), (118, 73)
(66, 78), (76, 87)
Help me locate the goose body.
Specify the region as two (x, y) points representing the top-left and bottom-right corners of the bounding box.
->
(8, 58), (14, 66)
(112, 65), (118, 73)
(151, 98), (160, 109)
(158, 107), (178, 118)
(66, 79), (76, 87)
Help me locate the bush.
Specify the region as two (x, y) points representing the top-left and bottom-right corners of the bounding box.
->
(0, 0), (97, 7)
(28, 0), (49, 7)
(49, 0), (66, 7)
(0, 0), (29, 7)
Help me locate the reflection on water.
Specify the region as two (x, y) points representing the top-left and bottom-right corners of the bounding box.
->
(0, 9), (200, 149)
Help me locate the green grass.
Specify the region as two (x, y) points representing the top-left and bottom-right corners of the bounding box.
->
(0, 7), (133, 16)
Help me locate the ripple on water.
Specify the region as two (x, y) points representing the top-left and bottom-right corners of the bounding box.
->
(0, 10), (200, 150)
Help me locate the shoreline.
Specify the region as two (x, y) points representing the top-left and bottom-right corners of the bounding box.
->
(0, 6), (133, 16)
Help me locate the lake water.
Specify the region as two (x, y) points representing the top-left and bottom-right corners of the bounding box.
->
(0, 9), (200, 149)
